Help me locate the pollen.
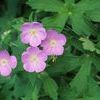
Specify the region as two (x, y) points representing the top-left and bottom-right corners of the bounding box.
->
(49, 40), (57, 47)
(0, 59), (8, 66)
(29, 29), (37, 36)
(29, 55), (39, 64)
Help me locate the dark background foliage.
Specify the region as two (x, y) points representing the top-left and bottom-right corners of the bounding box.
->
(0, 0), (100, 100)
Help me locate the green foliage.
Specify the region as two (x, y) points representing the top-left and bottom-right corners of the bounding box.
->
(80, 37), (96, 51)
(11, 18), (24, 31)
(42, 13), (68, 31)
(11, 37), (27, 72)
(70, 55), (92, 96)
(40, 72), (58, 100)
(60, 77), (100, 100)
(87, 10), (100, 22)
(79, 37), (100, 54)
(27, 0), (100, 34)
(46, 51), (81, 76)
(27, 0), (64, 12)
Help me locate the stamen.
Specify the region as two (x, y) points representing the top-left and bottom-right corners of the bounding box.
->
(29, 29), (37, 35)
(49, 40), (57, 47)
(29, 55), (39, 64)
(0, 59), (8, 66)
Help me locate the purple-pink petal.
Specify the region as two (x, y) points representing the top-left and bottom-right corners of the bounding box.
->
(0, 50), (10, 59)
(58, 34), (67, 45)
(34, 61), (46, 73)
(37, 28), (47, 40)
(23, 64), (35, 72)
(22, 52), (29, 63)
(0, 66), (11, 76)
(55, 46), (64, 55)
(39, 52), (48, 61)
(30, 36), (41, 47)
(31, 22), (43, 28)
(20, 32), (29, 43)
(27, 47), (40, 54)
(21, 22), (32, 32)
(10, 56), (17, 69)
(47, 30), (57, 38)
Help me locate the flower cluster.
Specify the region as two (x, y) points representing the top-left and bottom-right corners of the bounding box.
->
(0, 22), (66, 76)
(21, 22), (67, 73)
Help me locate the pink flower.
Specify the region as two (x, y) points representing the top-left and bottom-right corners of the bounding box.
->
(41, 30), (66, 56)
(20, 22), (47, 47)
(22, 47), (47, 73)
(0, 50), (17, 76)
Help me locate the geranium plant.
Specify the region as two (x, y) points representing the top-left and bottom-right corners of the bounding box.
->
(0, 0), (100, 100)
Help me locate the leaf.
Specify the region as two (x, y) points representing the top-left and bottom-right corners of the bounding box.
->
(40, 72), (58, 100)
(87, 9), (100, 22)
(70, 0), (100, 35)
(32, 79), (41, 100)
(64, 0), (75, 4)
(83, 97), (100, 100)
(81, 78), (100, 100)
(60, 86), (77, 100)
(87, 78), (100, 98)
(0, 76), (10, 84)
(68, 36), (84, 52)
(79, 38), (96, 52)
(96, 49), (100, 54)
(42, 13), (68, 32)
(0, 17), (13, 32)
(76, 0), (100, 12)
(1, 76), (17, 100)
(27, 0), (64, 12)
(71, 13), (94, 35)
(0, 30), (12, 49)
(93, 56), (100, 70)
(70, 55), (92, 96)
(14, 73), (37, 98)
(13, 75), (31, 97)
(11, 18), (24, 31)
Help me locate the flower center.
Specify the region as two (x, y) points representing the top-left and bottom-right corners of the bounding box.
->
(49, 40), (57, 47)
(29, 55), (39, 64)
(29, 29), (37, 36)
(0, 59), (8, 66)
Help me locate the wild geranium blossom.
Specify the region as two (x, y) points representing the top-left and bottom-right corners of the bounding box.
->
(21, 22), (47, 47)
(22, 47), (47, 73)
(0, 50), (17, 76)
(41, 30), (66, 56)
